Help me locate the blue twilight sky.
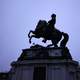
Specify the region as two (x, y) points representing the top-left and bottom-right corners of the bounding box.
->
(0, 0), (80, 71)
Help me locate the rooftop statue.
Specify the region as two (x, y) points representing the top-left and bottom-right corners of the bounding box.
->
(28, 14), (69, 47)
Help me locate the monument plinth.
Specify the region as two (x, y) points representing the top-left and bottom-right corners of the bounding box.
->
(17, 47), (72, 60)
(10, 47), (79, 80)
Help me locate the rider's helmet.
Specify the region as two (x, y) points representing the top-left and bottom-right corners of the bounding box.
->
(51, 13), (56, 18)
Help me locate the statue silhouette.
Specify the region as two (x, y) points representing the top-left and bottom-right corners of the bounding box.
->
(28, 14), (69, 47)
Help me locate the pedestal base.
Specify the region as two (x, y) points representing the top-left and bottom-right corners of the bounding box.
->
(10, 47), (80, 80)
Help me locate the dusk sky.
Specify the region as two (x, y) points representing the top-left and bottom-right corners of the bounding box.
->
(0, 0), (80, 71)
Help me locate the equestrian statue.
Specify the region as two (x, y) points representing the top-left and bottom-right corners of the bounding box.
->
(28, 14), (69, 47)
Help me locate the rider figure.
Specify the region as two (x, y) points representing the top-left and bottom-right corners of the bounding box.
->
(48, 13), (56, 32)
(42, 14), (56, 43)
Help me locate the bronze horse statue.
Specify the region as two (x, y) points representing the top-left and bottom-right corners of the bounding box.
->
(28, 20), (69, 47)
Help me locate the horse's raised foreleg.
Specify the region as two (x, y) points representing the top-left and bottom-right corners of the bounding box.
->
(29, 35), (36, 44)
(28, 30), (35, 38)
(28, 30), (31, 38)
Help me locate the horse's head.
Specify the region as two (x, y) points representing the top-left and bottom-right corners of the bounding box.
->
(35, 20), (47, 31)
(38, 20), (47, 26)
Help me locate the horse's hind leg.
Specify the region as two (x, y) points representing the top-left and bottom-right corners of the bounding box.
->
(47, 40), (58, 47)
(47, 44), (53, 47)
(42, 39), (47, 43)
(52, 40), (58, 47)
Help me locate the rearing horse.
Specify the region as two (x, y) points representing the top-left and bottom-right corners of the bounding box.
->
(28, 20), (69, 47)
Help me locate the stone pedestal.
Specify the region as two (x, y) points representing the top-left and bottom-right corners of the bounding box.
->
(10, 47), (80, 80)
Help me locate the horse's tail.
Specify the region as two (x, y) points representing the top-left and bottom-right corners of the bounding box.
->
(60, 32), (69, 47)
